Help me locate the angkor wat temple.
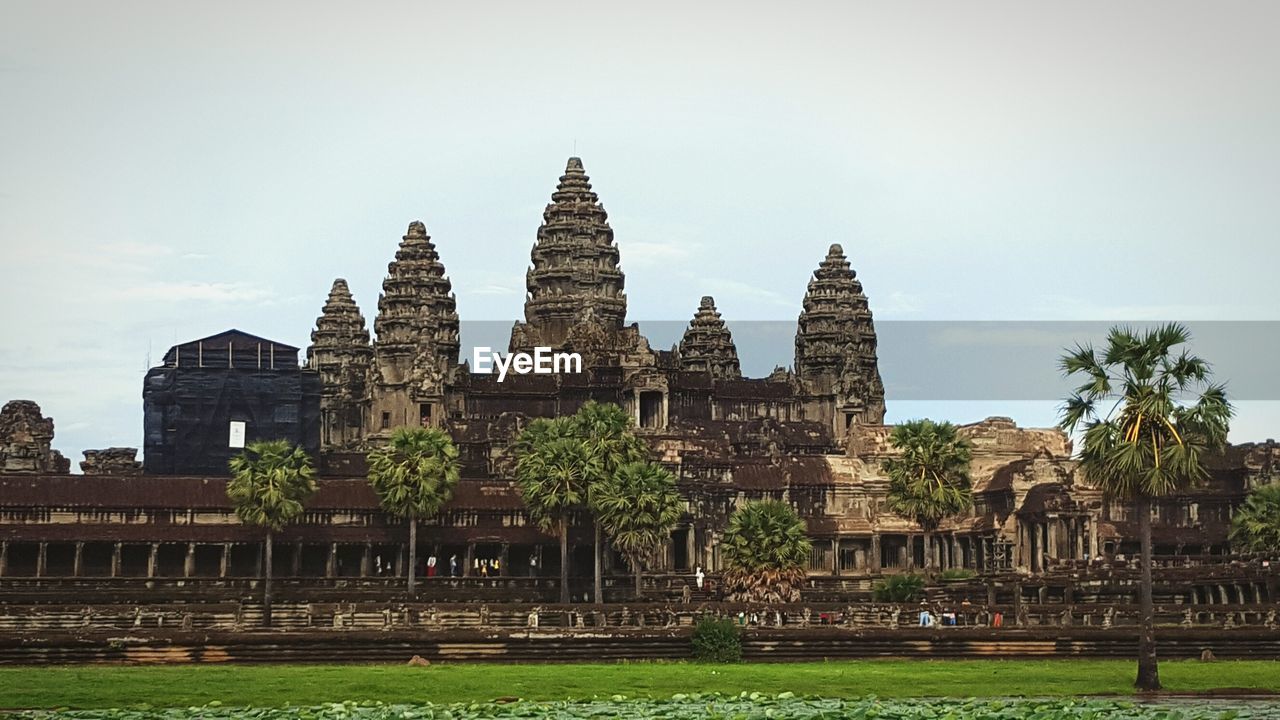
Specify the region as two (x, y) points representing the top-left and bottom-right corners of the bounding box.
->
(1, 158), (1277, 591)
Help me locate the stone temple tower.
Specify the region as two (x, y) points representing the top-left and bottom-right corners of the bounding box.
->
(795, 244), (886, 433)
(678, 296), (742, 380)
(369, 221), (460, 434)
(511, 157), (627, 351)
(306, 279), (373, 448)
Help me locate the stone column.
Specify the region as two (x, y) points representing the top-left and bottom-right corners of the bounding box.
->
(147, 543), (159, 578)
(219, 543), (230, 578)
(464, 543), (475, 577)
(0, 541), (7, 577)
(831, 538), (839, 576)
(361, 544), (372, 577)
(184, 543), (196, 578)
(394, 545), (405, 577)
(74, 542), (84, 577)
(326, 543), (337, 578)
(36, 542), (47, 578)
(500, 544), (510, 576)
(686, 527), (696, 572)
(1028, 523), (1039, 573)
(292, 544), (303, 577)
(111, 542), (123, 577)
(870, 534), (881, 572)
(1088, 513), (1100, 559)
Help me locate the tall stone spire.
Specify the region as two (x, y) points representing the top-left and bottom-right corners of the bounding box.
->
(795, 244), (885, 426)
(373, 221), (460, 368)
(308, 279), (373, 448)
(518, 157), (626, 348)
(678, 296), (742, 380)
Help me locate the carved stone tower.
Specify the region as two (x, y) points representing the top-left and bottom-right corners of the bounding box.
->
(795, 244), (886, 432)
(307, 278), (373, 448)
(512, 157), (627, 351)
(370, 221), (460, 434)
(678, 296), (742, 380)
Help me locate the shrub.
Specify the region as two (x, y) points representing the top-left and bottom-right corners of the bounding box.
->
(939, 568), (975, 581)
(872, 573), (925, 602)
(691, 616), (742, 663)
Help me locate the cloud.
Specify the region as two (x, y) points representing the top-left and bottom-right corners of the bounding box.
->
(103, 241), (175, 257)
(470, 284), (519, 295)
(111, 281), (274, 303)
(624, 240), (694, 267)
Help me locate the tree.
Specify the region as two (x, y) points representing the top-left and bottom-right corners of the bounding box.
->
(227, 440), (316, 627)
(1059, 323), (1231, 691)
(572, 401), (647, 603)
(513, 417), (599, 603)
(593, 460), (684, 599)
(1230, 482), (1280, 555)
(882, 419), (973, 572)
(720, 500), (810, 603)
(367, 426), (461, 595)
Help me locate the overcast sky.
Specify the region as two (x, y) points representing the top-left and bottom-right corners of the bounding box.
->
(2, 1), (1278, 465)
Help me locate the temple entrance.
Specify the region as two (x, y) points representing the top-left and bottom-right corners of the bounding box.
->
(45, 543), (75, 576)
(639, 391), (664, 429)
(671, 527), (690, 571)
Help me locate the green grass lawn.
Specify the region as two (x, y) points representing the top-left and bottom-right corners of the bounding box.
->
(2, 660), (1278, 709)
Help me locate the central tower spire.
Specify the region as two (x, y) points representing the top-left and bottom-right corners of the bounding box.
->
(516, 157), (627, 349)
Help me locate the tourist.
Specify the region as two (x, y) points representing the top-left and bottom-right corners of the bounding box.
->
(493, 557), (501, 575)
(426, 555), (437, 577)
(695, 566), (705, 590)
(681, 584), (691, 604)
(449, 554), (459, 577)
(529, 554), (538, 577)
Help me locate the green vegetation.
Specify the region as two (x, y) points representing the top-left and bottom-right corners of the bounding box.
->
(1059, 323), (1233, 690)
(514, 402), (669, 603)
(690, 616), (742, 663)
(872, 573), (925, 602)
(573, 401), (649, 603)
(1230, 482), (1280, 554)
(939, 568), (976, 581)
(226, 440), (316, 627)
(367, 426), (461, 594)
(882, 419), (973, 572)
(593, 460), (683, 599)
(2, 661), (1278, 709)
(720, 500), (810, 603)
(9, 695), (1277, 720)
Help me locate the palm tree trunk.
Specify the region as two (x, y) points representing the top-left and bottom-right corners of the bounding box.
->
(593, 520), (603, 604)
(263, 529), (273, 628)
(408, 516), (418, 596)
(1136, 496), (1161, 690)
(559, 515), (570, 604)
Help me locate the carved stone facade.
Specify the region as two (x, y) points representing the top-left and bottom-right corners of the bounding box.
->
(80, 448), (142, 476)
(0, 401), (69, 474)
(795, 243), (886, 433)
(307, 279), (373, 449)
(367, 221), (460, 436)
(677, 297), (742, 380)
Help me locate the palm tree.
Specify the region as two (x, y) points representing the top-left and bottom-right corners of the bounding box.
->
(1059, 323), (1231, 691)
(572, 401), (647, 603)
(721, 500), (810, 603)
(593, 460), (684, 599)
(367, 426), (461, 595)
(1230, 483), (1280, 555)
(227, 440), (316, 627)
(513, 417), (598, 603)
(882, 419), (973, 572)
